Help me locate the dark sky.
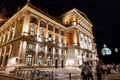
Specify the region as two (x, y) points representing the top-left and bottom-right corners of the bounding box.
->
(0, 0), (120, 63)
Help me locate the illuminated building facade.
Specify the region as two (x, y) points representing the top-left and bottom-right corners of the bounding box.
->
(0, 3), (98, 70)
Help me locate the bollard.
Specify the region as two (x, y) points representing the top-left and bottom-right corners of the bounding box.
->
(51, 72), (53, 80)
(69, 73), (71, 80)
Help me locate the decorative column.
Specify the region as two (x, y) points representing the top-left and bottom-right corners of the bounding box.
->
(1, 47), (6, 70)
(22, 11), (30, 36)
(34, 44), (38, 66)
(52, 47), (55, 66)
(44, 45), (47, 66)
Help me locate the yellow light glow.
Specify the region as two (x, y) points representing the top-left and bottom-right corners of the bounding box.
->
(66, 59), (75, 66)
(74, 31), (77, 45)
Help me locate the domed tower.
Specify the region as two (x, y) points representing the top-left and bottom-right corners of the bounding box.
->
(101, 44), (112, 55)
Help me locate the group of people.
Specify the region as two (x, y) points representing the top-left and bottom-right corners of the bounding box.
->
(81, 61), (102, 80)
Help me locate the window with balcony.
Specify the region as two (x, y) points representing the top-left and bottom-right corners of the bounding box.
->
(28, 44), (36, 51)
(38, 56), (43, 66)
(30, 24), (35, 36)
(27, 54), (33, 66)
(40, 31), (44, 40)
(38, 45), (44, 52)
(48, 33), (52, 41)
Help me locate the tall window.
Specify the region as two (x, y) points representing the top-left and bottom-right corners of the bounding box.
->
(48, 48), (52, 53)
(61, 31), (65, 36)
(38, 56), (43, 66)
(56, 48), (58, 53)
(27, 54), (33, 66)
(40, 31), (44, 39)
(55, 35), (58, 42)
(48, 24), (53, 31)
(55, 28), (59, 34)
(48, 33), (52, 41)
(30, 24), (35, 36)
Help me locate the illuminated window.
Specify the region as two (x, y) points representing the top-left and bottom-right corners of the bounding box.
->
(28, 44), (36, 50)
(40, 31), (44, 39)
(38, 45), (44, 52)
(48, 33), (52, 41)
(30, 24), (35, 36)
(28, 44), (33, 49)
(27, 54), (33, 66)
(38, 56), (43, 66)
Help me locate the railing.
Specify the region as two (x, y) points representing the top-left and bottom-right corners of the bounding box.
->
(0, 73), (28, 80)
(15, 69), (53, 80)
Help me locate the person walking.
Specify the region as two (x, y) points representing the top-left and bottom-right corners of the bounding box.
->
(88, 64), (94, 80)
(81, 62), (91, 80)
(96, 61), (102, 80)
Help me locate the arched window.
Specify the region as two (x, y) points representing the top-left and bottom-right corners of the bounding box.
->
(48, 24), (53, 31)
(30, 17), (38, 25)
(40, 21), (46, 28)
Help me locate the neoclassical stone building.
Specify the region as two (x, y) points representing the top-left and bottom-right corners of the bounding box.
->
(0, 3), (98, 70)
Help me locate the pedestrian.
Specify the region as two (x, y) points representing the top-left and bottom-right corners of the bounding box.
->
(96, 61), (102, 80)
(88, 64), (94, 80)
(81, 62), (90, 80)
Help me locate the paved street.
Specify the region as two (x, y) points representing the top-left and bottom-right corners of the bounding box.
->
(1, 67), (120, 80)
(53, 73), (120, 80)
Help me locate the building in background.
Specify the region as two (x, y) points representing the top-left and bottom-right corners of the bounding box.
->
(0, 3), (98, 71)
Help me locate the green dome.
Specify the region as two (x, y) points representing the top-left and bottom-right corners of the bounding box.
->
(101, 44), (112, 55)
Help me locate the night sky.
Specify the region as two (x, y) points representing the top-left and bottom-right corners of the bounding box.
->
(0, 0), (120, 64)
